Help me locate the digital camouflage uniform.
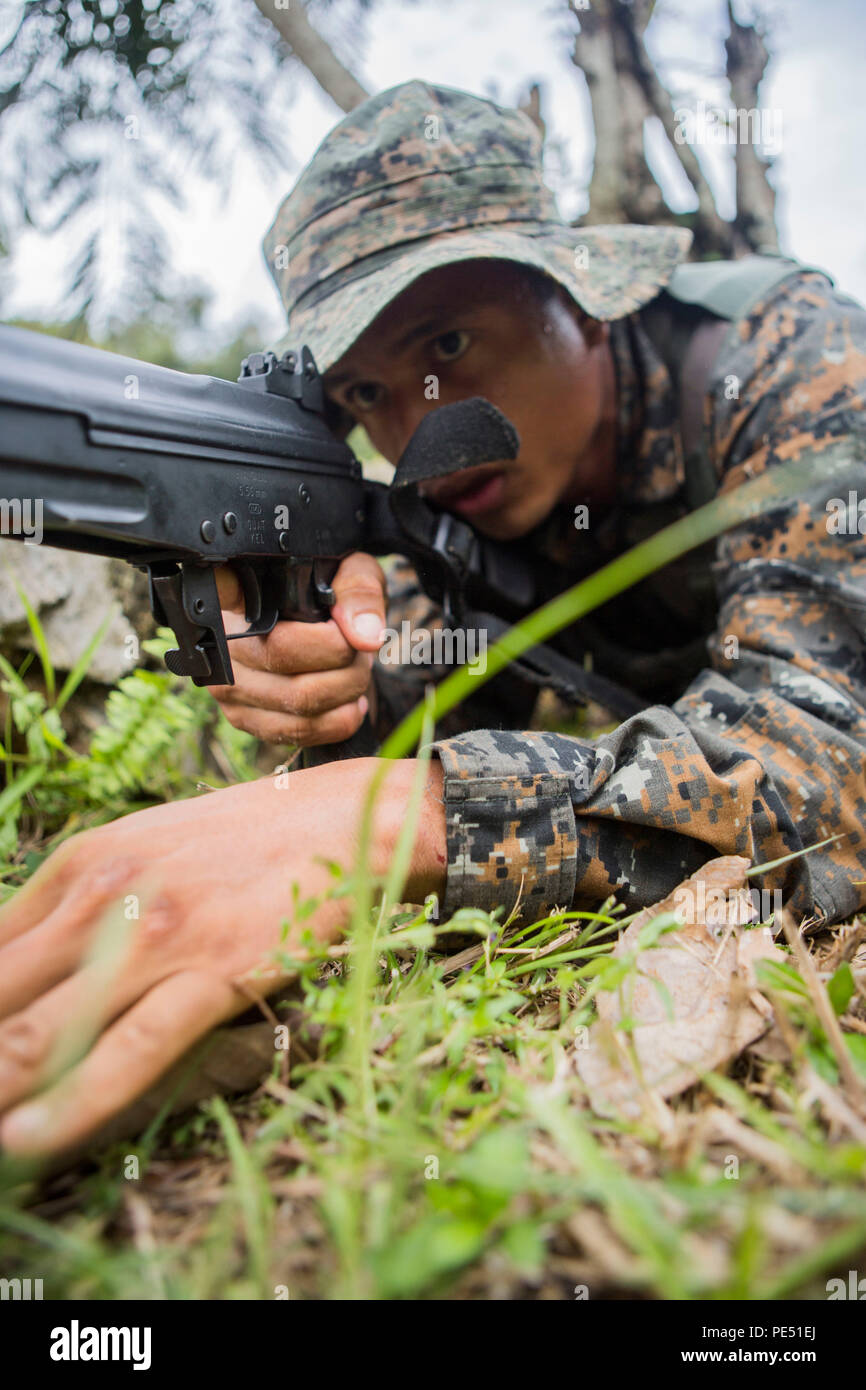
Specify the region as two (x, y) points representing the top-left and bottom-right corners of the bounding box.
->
(264, 80), (866, 929)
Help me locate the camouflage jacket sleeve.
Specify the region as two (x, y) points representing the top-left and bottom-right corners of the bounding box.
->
(428, 271), (866, 928)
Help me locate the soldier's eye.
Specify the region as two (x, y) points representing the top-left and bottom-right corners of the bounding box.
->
(432, 329), (470, 363)
(347, 381), (383, 412)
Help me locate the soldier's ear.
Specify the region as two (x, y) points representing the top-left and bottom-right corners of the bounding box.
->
(579, 315), (609, 350)
(557, 289), (608, 349)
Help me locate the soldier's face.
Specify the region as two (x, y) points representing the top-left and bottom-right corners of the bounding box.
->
(322, 260), (617, 541)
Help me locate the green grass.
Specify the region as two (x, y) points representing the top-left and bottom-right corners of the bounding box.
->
(0, 867), (863, 1299)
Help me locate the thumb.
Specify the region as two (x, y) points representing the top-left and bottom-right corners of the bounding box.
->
(214, 565), (245, 614)
(330, 551), (387, 651)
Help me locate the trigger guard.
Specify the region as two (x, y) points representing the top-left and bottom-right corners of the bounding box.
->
(225, 561), (280, 641)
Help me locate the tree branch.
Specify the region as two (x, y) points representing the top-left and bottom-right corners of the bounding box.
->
(616, 3), (732, 254)
(610, 13), (667, 226)
(518, 81), (547, 142)
(251, 0), (370, 113)
(725, 0), (779, 253)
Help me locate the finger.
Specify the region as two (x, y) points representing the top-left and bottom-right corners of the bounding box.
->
(0, 951), (142, 1112)
(0, 913), (83, 1019)
(212, 611), (358, 683)
(0, 853), (153, 1018)
(212, 649), (372, 718)
(329, 552), (387, 652)
(218, 694), (369, 747)
(0, 841), (78, 949)
(0, 970), (240, 1156)
(215, 564), (244, 613)
(0, 836), (134, 956)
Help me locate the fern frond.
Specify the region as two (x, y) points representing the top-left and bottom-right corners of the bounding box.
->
(74, 668), (205, 799)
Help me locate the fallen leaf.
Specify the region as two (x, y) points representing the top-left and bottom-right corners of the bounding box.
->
(576, 856), (784, 1119)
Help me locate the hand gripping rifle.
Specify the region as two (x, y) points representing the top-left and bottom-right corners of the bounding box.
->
(0, 325), (645, 761)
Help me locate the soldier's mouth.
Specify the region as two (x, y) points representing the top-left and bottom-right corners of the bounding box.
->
(420, 466), (507, 518)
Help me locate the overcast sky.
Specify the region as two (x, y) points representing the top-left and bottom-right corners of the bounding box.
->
(5, 0), (865, 346)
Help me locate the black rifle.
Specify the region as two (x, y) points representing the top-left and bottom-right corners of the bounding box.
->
(0, 325), (645, 760)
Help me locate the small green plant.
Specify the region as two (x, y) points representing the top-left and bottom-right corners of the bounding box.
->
(0, 615), (260, 889)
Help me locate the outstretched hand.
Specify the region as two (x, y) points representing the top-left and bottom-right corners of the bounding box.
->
(0, 758), (445, 1158)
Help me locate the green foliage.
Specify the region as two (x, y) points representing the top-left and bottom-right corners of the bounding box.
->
(73, 669), (200, 799)
(0, 615), (261, 886)
(9, 306), (270, 383)
(828, 961), (856, 1016)
(754, 953), (866, 1094)
(0, 0), (289, 325)
(2, 873), (864, 1300)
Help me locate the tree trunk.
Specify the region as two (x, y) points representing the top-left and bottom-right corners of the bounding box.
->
(570, 0), (631, 224)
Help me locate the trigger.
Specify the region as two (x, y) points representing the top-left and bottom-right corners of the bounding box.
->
(234, 560), (263, 624)
(313, 567), (337, 610)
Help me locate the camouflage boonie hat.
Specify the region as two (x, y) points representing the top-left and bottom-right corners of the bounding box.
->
(263, 80), (693, 374)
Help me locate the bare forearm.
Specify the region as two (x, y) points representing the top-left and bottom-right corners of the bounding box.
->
(299, 755), (448, 906)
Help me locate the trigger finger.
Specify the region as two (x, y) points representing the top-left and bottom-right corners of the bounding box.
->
(225, 616), (357, 676)
(215, 565), (244, 612)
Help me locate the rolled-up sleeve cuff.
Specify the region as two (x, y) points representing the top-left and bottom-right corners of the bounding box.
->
(427, 731), (579, 923)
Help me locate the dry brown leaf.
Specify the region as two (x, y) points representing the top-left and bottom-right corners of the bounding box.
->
(576, 855), (784, 1119)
